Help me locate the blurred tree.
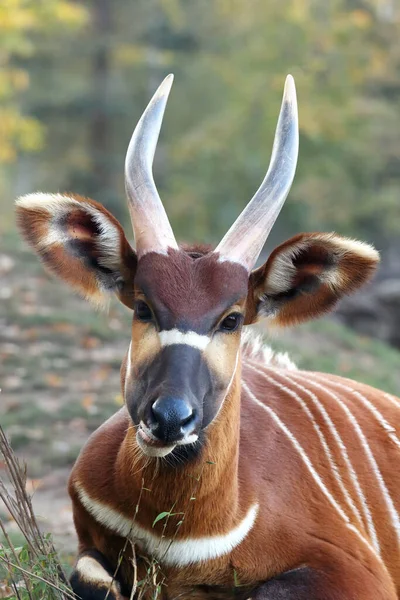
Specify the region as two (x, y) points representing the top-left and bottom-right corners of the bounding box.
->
(3, 0), (400, 249)
(156, 0), (400, 247)
(0, 0), (86, 161)
(0, 0), (87, 224)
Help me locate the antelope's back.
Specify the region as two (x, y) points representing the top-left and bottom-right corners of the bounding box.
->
(239, 352), (400, 590)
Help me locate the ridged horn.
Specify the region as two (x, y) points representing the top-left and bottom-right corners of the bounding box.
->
(125, 74), (178, 257)
(215, 75), (299, 270)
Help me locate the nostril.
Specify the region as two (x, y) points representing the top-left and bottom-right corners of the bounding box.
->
(181, 408), (195, 428)
(151, 397), (196, 441)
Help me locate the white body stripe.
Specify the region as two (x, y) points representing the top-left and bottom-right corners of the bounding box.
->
(75, 483), (258, 567)
(261, 365), (370, 529)
(245, 362), (365, 531)
(304, 373), (400, 549)
(159, 329), (210, 350)
(241, 381), (378, 557)
(319, 377), (400, 451)
(384, 392), (400, 410)
(290, 371), (379, 552)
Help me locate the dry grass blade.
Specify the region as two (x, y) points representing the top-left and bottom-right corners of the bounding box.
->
(0, 424), (75, 599)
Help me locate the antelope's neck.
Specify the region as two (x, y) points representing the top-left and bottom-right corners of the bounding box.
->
(116, 365), (243, 536)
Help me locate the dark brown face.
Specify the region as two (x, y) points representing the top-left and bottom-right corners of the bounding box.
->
(123, 248), (249, 459)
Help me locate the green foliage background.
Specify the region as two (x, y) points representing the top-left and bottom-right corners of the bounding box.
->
(1, 0), (400, 249)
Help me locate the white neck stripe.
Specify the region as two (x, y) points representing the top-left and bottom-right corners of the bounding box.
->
(75, 483), (258, 566)
(159, 329), (210, 350)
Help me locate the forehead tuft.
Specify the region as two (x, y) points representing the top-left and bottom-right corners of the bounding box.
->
(134, 248), (248, 326)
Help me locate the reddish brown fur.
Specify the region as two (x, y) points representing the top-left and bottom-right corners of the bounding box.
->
(16, 195), (400, 600)
(250, 233), (379, 327)
(68, 363), (400, 599)
(16, 195), (137, 307)
(135, 250), (249, 328)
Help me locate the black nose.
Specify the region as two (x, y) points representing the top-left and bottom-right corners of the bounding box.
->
(151, 397), (196, 443)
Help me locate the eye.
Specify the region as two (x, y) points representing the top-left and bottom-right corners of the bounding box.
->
(219, 313), (242, 333)
(135, 300), (153, 322)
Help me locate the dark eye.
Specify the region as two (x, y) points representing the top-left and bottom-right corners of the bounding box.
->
(219, 313), (242, 332)
(135, 300), (153, 322)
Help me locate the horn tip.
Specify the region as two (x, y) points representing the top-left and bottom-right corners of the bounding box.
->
(284, 74), (296, 101)
(158, 73), (174, 98)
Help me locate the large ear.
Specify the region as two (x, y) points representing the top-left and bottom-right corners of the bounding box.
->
(16, 193), (137, 308)
(248, 233), (380, 326)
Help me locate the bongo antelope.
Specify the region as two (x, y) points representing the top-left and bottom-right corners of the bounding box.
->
(16, 75), (400, 600)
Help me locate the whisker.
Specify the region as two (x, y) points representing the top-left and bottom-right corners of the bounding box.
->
(127, 423), (140, 431)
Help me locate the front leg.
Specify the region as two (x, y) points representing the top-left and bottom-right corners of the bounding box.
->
(250, 567), (331, 600)
(70, 549), (126, 600)
(251, 561), (397, 600)
(68, 479), (133, 599)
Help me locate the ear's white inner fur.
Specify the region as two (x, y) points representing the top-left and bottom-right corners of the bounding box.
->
(16, 193), (122, 270)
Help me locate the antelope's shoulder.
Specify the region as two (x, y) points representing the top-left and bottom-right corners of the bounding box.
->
(312, 371), (400, 425)
(240, 329), (400, 418)
(69, 407), (130, 494)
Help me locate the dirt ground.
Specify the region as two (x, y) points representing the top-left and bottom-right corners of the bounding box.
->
(0, 239), (129, 558)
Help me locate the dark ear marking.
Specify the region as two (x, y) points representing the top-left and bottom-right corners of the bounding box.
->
(248, 233), (380, 327)
(16, 193), (137, 307)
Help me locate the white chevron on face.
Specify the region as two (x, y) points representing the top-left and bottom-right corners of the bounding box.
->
(158, 329), (210, 350)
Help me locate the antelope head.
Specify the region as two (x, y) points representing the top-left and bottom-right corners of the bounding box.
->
(16, 75), (379, 461)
